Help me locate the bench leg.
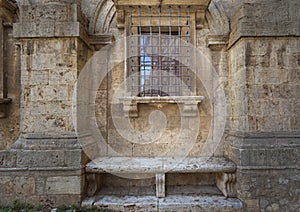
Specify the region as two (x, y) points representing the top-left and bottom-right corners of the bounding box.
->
(86, 173), (102, 197)
(216, 172), (237, 198)
(156, 173), (165, 198)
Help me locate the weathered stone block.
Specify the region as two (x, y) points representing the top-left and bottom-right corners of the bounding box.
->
(20, 5), (37, 22)
(16, 150), (65, 167)
(36, 4), (70, 22)
(132, 143), (169, 157)
(107, 129), (133, 156)
(291, 116), (300, 131)
(36, 21), (55, 37)
(63, 149), (83, 167)
(54, 22), (80, 37)
(32, 53), (56, 70)
(0, 176), (35, 196)
(29, 70), (49, 85)
(13, 23), (37, 38)
(44, 85), (70, 101)
(46, 176), (81, 195)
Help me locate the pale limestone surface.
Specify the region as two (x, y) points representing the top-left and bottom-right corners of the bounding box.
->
(86, 157), (236, 174)
(82, 195), (243, 211)
(0, 0), (299, 211)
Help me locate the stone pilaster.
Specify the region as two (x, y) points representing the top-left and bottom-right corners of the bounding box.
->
(227, 1), (300, 211)
(13, 0), (89, 149)
(1, 0), (91, 206)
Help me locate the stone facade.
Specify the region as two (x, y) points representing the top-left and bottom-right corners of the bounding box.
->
(0, 0), (299, 211)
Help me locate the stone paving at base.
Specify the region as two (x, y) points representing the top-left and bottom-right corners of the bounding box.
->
(82, 194), (243, 212)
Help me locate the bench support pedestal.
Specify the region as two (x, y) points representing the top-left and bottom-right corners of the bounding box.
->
(216, 172), (237, 197)
(156, 173), (166, 198)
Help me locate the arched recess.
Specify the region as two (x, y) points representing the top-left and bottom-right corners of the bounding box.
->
(85, 0), (117, 35)
(206, 0), (230, 36)
(84, 0), (230, 37)
(82, 0), (231, 37)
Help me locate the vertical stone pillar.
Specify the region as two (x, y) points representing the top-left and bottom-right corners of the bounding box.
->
(226, 1), (300, 211)
(8, 0), (90, 206)
(13, 0), (88, 148)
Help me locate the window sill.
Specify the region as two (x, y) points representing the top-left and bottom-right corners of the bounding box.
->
(120, 96), (204, 118)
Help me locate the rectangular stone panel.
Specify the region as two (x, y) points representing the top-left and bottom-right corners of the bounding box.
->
(46, 176), (81, 195)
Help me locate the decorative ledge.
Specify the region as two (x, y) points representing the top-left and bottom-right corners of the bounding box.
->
(206, 35), (229, 50)
(120, 96), (204, 118)
(89, 34), (114, 50)
(0, 98), (12, 118)
(86, 157), (236, 174)
(113, 0), (212, 29)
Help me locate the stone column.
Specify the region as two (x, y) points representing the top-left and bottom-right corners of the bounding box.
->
(8, 0), (90, 206)
(13, 0), (89, 148)
(226, 1), (300, 211)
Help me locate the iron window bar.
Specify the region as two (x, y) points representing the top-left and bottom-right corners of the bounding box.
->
(129, 6), (191, 97)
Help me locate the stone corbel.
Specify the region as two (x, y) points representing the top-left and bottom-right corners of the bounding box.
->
(182, 103), (199, 117)
(122, 100), (138, 118)
(216, 172), (237, 198)
(89, 34), (114, 51)
(206, 35), (229, 50)
(196, 9), (206, 29)
(116, 9), (125, 29)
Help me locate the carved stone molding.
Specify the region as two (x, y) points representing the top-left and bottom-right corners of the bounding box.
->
(196, 9), (206, 29)
(116, 9), (125, 29)
(89, 34), (114, 50)
(113, 0), (211, 8)
(120, 96), (204, 118)
(113, 0), (212, 30)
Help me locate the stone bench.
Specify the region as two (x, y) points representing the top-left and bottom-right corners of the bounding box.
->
(85, 157), (237, 198)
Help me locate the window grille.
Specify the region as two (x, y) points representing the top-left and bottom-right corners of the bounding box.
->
(129, 6), (191, 97)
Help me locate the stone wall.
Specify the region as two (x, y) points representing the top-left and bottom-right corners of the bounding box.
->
(0, 0), (91, 207)
(225, 134), (300, 211)
(229, 38), (300, 132)
(0, 0), (299, 210)
(226, 0), (300, 210)
(0, 149), (84, 206)
(229, 0), (300, 47)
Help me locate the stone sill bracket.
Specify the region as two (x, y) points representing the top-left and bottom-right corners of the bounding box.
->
(0, 98), (12, 118)
(120, 96), (205, 118)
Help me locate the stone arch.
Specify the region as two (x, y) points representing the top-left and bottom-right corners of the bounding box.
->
(206, 0), (230, 35)
(85, 0), (230, 36)
(0, 0), (17, 23)
(88, 0), (116, 35)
